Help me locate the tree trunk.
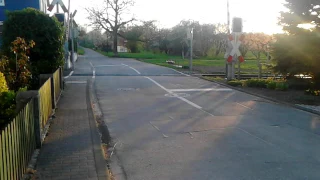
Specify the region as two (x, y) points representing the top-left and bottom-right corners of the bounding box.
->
(113, 30), (118, 56)
(258, 56), (262, 79)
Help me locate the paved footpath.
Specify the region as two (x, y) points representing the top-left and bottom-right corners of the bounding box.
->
(35, 80), (107, 180)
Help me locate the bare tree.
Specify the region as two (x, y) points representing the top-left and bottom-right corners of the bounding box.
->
(86, 0), (135, 56)
(245, 33), (273, 78)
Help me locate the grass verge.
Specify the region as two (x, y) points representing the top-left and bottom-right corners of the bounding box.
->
(78, 47), (85, 55)
(96, 50), (270, 73)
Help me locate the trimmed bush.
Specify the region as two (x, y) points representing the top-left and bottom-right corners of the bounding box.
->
(0, 72), (8, 94)
(267, 81), (277, 90)
(2, 8), (64, 88)
(227, 80), (243, 87)
(243, 79), (269, 88)
(275, 81), (289, 91)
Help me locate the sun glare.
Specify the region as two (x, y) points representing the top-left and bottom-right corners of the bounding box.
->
(74, 0), (286, 34)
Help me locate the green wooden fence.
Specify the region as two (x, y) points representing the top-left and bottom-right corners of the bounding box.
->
(0, 100), (36, 180)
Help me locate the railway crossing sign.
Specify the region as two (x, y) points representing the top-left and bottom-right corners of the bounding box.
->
(47, 0), (68, 12)
(225, 33), (245, 63)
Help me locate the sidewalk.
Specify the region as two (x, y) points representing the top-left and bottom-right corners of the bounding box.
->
(35, 80), (107, 180)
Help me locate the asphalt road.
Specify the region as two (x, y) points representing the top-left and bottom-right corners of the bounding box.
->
(69, 48), (320, 180)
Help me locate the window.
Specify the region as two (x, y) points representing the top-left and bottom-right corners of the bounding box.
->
(0, 0), (4, 6)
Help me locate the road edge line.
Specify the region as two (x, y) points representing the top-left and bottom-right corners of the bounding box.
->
(170, 68), (190, 76)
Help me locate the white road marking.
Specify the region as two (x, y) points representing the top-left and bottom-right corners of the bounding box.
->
(145, 76), (169, 92)
(149, 122), (169, 138)
(169, 88), (233, 92)
(160, 74), (183, 76)
(170, 68), (190, 76)
(90, 62), (96, 78)
(65, 81), (87, 84)
(64, 71), (74, 79)
(145, 76), (202, 109)
(122, 63), (141, 74)
(200, 109), (215, 117)
(93, 70), (96, 79)
(236, 102), (253, 110)
(177, 97), (202, 109)
(95, 65), (123, 67)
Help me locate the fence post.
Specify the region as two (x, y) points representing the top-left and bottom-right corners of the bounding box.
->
(33, 95), (42, 148)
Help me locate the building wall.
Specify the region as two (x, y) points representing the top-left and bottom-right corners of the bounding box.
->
(0, 0), (47, 22)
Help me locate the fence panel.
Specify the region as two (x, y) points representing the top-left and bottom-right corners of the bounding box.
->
(38, 78), (52, 131)
(0, 100), (36, 180)
(53, 68), (62, 103)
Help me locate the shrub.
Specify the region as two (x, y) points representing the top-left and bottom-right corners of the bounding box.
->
(2, 8), (64, 88)
(0, 72), (8, 94)
(0, 37), (34, 91)
(77, 47), (85, 55)
(243, 79), (269, 88)
(275, 81), (289, 91)
(182, 65), (189, 69)
(227, 80), (243, 87)
(272, 32), (320, 83)
(267, 81), (277, 90)
(287, 78), (312, 90)
(305, 89), (320, 96)
(0, 90), (16, 127)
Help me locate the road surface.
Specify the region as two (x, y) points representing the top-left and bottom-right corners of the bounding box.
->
(68, 48), (320, 180)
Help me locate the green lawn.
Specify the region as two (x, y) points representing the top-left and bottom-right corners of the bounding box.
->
(97, 50), (270, 73)
(98, 50), (180, 60)
(77, 47), (85, 55)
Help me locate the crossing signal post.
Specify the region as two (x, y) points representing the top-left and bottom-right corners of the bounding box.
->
(225, 17), (244, 80)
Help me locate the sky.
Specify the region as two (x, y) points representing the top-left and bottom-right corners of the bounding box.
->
(62, 0), (287, 34)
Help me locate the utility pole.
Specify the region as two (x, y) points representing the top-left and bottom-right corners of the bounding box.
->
(70, 10), (77, 70)
(226, 0), (230, 79)
(187, 28), (193, 75)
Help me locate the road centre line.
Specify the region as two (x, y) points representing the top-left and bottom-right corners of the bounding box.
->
(169, 88), (233, 92)
(236, 102), (253, 110)
(144, 77), (202, 109)
(121, 63), (141, 74)
(89, 62), (94, 68)
(149, 122), (169, 138)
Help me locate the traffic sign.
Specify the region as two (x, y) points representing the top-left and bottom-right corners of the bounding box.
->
(225, 33), (245, 63)
(48, 0), (68, 12)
